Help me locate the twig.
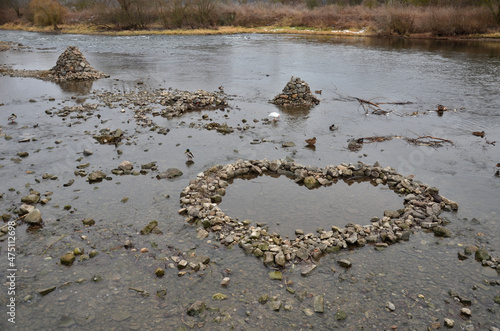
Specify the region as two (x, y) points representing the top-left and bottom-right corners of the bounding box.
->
(415, 135), (453, 144)
(355, 97), (381, 109)
(0, 214), (27, 231)
(42, 234), (67, 255)
(406, 135), (454, 146)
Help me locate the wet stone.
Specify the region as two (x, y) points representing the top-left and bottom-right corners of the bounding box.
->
(39, 286), (57, 296)
(269, 271), (283, 280)
(24, 208), (42, 224)
(338, 259), (352, 268)
(187, 300), (206, 316)
(475, 248), (490, 262)
(434, 226), (451, 237)
(61, 252), (76, 266)
(313, 295), (324, 313)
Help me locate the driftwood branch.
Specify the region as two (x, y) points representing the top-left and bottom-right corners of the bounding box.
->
(355, 97), (381, 109)
(405, 135), (454, 146)
(347, 135), (454, 151)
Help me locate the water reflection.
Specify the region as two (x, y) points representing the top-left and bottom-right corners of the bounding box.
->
(57, 80), (94, 94)
(299, 34), (500, 57)
(220, 173), (403, 238)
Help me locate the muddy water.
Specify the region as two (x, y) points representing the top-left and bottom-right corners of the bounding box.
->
(0, 30), (499, 330)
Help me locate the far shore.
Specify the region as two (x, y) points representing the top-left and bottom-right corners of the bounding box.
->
(2, 22), (500, 41)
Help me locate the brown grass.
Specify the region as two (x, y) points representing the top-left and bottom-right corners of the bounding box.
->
(26, 0), (67, 27)
(1, 2), (499, 37)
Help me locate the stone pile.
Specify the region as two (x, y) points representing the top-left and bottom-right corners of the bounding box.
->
(179, 159), (459, 267)
(47, 46), (108, 82)
(270, 76), (320, 108)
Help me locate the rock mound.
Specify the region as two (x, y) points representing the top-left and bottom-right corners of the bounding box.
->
(48, 46), (108, 82)
(271, 76), (320, 108)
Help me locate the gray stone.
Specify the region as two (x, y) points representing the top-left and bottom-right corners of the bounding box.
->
(39, 286), (56, 296)
(269, 271), (283, 280)
(338, 259), (352, 268)
(296, 247), (309, 260)
(21, 194), (40, 204)
(313, 295), (324, 313)
(303, 176), (319, 189)
(269, 299), (282, 311)
(475, 248), (490, 262)
(434, 226), (451, 237)
(61, 252), (76, 266)
(118, 160), (133, 171)
(187, 300), (206, 316)
(300, 264), (317, 276)
(82, 218), (95, 226)
(24, 209), (42, 224)
(444, 318), (454, 328)
(157, 168), (183, 179)
(335, 310), (347, 320)
(220, 277), (230, 287)
(275, 251), (286, 267)
(282, 142), (296, 148)
(19, 203), (35, 215)
(460, 307), (471, 317)
(88, 170), (106, 183)
(384, 210), (400, 218)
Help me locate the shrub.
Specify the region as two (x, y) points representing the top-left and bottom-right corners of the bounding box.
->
(27, 0), (67, 27)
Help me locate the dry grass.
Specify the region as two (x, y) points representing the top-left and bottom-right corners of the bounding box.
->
(0, 2), (499, 37)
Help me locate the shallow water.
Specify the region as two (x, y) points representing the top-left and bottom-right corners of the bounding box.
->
(0, 31), (499, 330)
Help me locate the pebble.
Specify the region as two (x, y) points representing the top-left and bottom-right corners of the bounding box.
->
(460, 307), (471, 317)
(220, 277), (230, 287)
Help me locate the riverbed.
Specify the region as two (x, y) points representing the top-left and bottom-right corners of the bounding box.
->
(0, 30), (499, 330)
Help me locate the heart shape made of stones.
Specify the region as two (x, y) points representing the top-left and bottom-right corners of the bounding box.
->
(179, 159), (458, 267)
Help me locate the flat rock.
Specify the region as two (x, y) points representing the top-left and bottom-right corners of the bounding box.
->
(157, 168), (183, 179)
(301, 264), (317, 276)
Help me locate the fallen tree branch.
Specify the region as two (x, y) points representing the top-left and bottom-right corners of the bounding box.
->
(355, 97), (381, 109)
(405, 135), (454, 146)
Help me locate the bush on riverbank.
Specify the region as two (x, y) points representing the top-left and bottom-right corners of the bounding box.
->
(26, 0), (67, 27)
(1, 0), (499, 37)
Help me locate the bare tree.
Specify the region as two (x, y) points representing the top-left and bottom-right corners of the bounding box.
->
(483, 0), (500, 24)
(9, 0), (28, 17)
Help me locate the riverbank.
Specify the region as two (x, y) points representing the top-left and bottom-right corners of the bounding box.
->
(2, 22), (500, 40)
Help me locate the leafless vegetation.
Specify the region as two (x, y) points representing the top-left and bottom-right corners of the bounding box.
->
(1, 0), (499, 36)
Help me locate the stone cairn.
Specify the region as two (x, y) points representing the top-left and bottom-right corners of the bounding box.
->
(179, 159), (458, 268)
(47, 46), (108, 82)
(270, 76), (320, 108)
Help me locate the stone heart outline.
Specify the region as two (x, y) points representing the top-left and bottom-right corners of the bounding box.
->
(179, 159), (458, 267)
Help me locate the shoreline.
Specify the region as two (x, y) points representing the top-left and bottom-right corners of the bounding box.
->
(2, 22), (500, 41)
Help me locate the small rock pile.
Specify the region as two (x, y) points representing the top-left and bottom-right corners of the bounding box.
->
(47, 46), (108, 82)
(270, 76), (320, 108)
(179, 159), (459, 268)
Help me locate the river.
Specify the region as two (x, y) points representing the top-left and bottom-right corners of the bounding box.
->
(0, 30), (499, 330)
